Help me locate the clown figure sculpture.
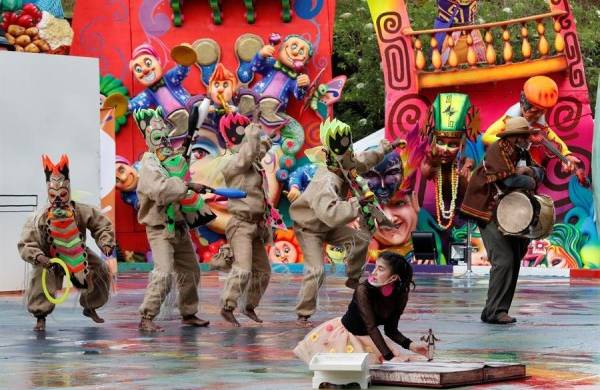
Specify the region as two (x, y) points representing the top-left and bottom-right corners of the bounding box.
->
(238, 34), (312, 135)
(115, 155), (140, 209)
(128, 43), (198, 137)
(206, 63), (238, 142)
(18, 155), (115, 331)
(483, 76), (581, 174)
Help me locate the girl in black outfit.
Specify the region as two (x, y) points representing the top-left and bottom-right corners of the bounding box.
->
(294, 252), (428, 364)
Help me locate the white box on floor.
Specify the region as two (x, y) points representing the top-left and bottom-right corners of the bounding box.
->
(309, 352), (370, 389)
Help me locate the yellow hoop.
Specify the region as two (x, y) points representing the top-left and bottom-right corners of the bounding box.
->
(41, 258), (72, 305)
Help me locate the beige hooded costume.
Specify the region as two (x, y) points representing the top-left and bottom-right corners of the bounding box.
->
(290, 139), (390, 318)
(219, 121), (272, 312)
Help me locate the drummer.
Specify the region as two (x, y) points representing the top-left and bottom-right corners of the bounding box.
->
(461, 117), (544, 325)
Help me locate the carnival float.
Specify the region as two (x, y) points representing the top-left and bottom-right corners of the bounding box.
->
(366, 0), (598, 269)
(5, 0), (594, 270)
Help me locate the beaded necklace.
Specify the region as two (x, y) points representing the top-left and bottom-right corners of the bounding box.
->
(434, 162), (458, 229)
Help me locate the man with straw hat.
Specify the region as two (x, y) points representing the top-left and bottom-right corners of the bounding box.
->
(461, 117), (545, 324)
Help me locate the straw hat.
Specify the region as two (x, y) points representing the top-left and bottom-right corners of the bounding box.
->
(498, 117), (540, 138)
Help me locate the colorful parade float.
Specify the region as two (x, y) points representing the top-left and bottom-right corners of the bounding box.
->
(365, 0), (598, 270)
(17, 0), (594, 272)
(68, 0), (339, 265)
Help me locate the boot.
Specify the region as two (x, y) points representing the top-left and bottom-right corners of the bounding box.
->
(296, 315), (313, 328)
(182, 315), (210, 327)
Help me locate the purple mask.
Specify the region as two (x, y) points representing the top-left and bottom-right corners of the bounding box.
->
(363, 150), (403, 204)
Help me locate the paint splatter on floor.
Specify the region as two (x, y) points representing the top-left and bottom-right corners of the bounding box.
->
(0, 273), (598, 389)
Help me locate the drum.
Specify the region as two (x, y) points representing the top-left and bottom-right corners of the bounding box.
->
(496, 191), (555, 239)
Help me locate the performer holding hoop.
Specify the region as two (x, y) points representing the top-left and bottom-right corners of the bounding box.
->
(17, 155), (115, 331)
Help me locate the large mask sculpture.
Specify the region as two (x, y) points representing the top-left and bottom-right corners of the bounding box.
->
(421, 93), (478, 231)
(364, 150), (420, 259)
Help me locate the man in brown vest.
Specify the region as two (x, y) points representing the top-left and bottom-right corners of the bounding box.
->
(461, 117), (545, 324)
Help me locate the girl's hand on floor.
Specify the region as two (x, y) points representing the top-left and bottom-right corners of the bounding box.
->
(409, 342), (429, 358)
(390, 355), (410, 363)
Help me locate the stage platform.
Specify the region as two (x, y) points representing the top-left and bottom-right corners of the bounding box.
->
(0, 273), (598, 389)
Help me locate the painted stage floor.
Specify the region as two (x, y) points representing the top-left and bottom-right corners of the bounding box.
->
(0, 272), (598, 389)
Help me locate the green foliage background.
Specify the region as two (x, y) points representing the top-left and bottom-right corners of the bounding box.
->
(333, 0), (600, 139)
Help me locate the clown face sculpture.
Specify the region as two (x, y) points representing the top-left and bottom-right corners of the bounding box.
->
(269, 240), (298, 264)
(115, 156), (139, 192)
(278, 35), (312, 72)
(208, 63), (237, 108)
(130, 50), (163, 88)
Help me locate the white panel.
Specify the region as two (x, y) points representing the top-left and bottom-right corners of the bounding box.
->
(0, 52), (100, 292)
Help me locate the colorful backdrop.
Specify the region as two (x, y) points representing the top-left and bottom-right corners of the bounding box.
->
(70, 0), (337, 255)
(365, 0), (598, 269)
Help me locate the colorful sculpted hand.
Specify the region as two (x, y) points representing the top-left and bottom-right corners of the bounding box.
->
(286, 187), (301, 203)
(297, 74), (310, 87)
(562, 154), (581, 174)
(259, 44), (276, 58)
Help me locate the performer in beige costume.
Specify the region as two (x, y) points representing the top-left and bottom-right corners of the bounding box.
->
(134, 108), (213, 332)
(18, 155), (114, 331)
(218, 113), (274, 327)
(290, 118), (392, 327)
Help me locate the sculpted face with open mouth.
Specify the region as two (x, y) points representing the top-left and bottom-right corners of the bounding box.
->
(278, 36), (311, 72)
(131, 55), (163, 87)
(373, 194), (420, 247)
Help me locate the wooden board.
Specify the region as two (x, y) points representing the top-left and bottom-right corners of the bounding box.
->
(370, 361), (526, 388)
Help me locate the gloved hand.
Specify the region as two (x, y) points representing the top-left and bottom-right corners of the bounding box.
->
(102, 245), (114, 257)
(35, 254), (51, 268)
(260, 137), (273, 152)
(187, 182), (209, 194)
(349, 197), (361, 210)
